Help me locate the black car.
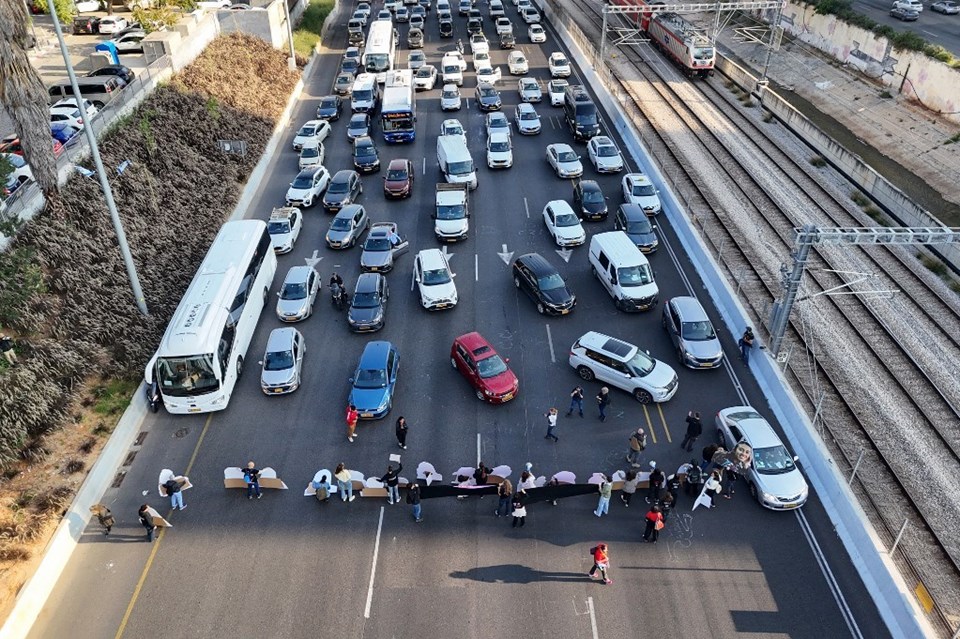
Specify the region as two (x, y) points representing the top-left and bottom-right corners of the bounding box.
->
(474, 84), (501, 111)
(349, 31), (366, 47)
(323, 169), (363, 213)
(73, 16), (100, 35)
(316, 95), (343, 121)
(341, 58), (360, 75)
(573, 180), (608, 221)
(512, 253), (576, 315)
(467, 18), (482, 34)
(408, 27), (424, 48)
(439, 19), (454, 37)
(353, 136), (381, 173)
(87, 64), (136, 87)
(499, 32), (515, 49)
(348, 272), (389, 332)
(614, 203), (659, 253)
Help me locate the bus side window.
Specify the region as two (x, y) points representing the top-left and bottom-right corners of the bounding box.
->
(249, 229), (271, 279)
(218, 323), (235, 375)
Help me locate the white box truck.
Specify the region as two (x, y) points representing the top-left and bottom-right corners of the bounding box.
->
(437, 135), (477, 190)
(435, 183), (470, 242)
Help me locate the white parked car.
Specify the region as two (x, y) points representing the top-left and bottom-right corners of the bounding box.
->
(298, 142), (325, 170)
(440, 83), (462, 110)
(441, 118), (466, 138)
(548, 52), (571, 77)
(528, 24), (546, 43)
(547, 79), (568, 106)
(292, 119), (331, 150)
(621, 172), (661, 215)
(49, 105), (86, 129)
(545, 143), (583, 178)
(267, 207), (303, 253)
(486, 131), (513, 169)
(569, 331), (678, 403)
(470, 33), (490, 55)
(1, 153), (33, 194)
(486, 111), (511, 138)
(507, 50), (528, 75)
(52, 98), (98, 120)
(414, 248), (458, 310)
(442, 60), (463, 86)
(517, 77), (542, 102)
(495, 17), (513, 35)
(521, 6), (540, 23)
(542, 200), (585, 247)
(286, 165), (331, 208)
(473, 51), (492, 72)
(414, 64), (439, 90)
(514, 102), (541, 135)
(97, 17), (128, 34)
(477, 66), (502, 85)
(587, 136), (624, 173)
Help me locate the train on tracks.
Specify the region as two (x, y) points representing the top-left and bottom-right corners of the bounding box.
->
(610, 0), (716, 77)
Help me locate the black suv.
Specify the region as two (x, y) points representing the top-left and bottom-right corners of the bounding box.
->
(323, 170), (363, 213)
(573, 179), (608, 221)
(439, 20), (454, 37)
(499, 32), (515, 49)
(512, 253), (576, 315)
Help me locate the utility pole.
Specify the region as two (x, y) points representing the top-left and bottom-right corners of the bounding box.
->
(282, 0), (298, 71)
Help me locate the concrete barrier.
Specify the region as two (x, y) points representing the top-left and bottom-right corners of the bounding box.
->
(535, 0), (934, 636)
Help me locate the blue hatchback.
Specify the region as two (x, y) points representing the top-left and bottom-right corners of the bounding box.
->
(349, 341), (399, 419)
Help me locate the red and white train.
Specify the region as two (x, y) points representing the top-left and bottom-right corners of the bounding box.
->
(611, 0), (716, 78)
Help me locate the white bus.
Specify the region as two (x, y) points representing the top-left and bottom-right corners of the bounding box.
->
(363, 20), (396, 83)
(145, 220), (277, 414)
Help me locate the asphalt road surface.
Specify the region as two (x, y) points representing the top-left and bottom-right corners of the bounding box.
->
(27, 3), (891, 639)
(852, 0), (960, 54)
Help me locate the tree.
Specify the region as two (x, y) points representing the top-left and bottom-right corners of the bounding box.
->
(0, 0), (59, 200)
(30, 0), (77, 24)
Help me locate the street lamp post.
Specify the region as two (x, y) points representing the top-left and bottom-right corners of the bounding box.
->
(45, 0), (149, 315)
(282, 0), (297, 71)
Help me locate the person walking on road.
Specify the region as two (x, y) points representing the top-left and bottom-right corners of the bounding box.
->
(679, 411), (702, 453)
(90, 504), (114, 535)
(244, 462), (262, 500)
(723, 469), (738, 500)
(596, 387), (610, 422)
(588, 543), (612, 584)
(642, 505), (664, 543)
(335, 463), (355, 502)
(511, 492), (527, 528)
(138, 504), (156, 542)
(346, 404), (360, 443)
(738, 327), (755, 364)
(496, 479), (514, 517)
(645, 462), (664, 504)
(407, 482), (422, 522)
(619, 470), (639, 507)
(594, 475), (612, 517)
(566, 386), (585, 417)
(544, 407), (559, 442)
(164, 475), (186, 511)
(380, 462), (403, 505)
(626, 428), (646, 467)
(395, 416), (408, 450)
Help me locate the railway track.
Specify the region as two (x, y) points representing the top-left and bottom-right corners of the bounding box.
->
(558, 0), (960, 630)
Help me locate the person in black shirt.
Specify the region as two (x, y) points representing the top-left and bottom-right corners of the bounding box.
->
(380, 463), (403, 505)
(244, 462), (261, 500)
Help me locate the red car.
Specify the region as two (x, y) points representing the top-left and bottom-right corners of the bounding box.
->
(383, 158), (414, 199)
(0, 135), (64, 158)
(451, 332), (519, 403)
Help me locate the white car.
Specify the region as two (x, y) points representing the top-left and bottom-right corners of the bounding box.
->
(470, 33), (489, 55)
(414, 248), (458, 310)
(395, 6), (409, 21)
(546, 143), (583, 178)
(528, 24), (546, 43)
(285, 165), (331, 208)
(97, 17), (127, 34)
(547, 79), (568, 106)
(267, 207), (303, 254)
(356, 2), (372, 18)
(441, 118), (466, 138)
(542, 200), (585, 247)
(521, 6), (540, 23)
(440, 83), (462, 110)
(514, 102), (541, 135)
(477, 66), (502, 85)
(587, 136), (624, 173)
(516, 0), (531, 9)
(443, 51), (468, 71)
(495, 17), (513, 35)
(1, 153), (33, 194)
(376, 9), (392, 20)
(52, 98), (98, 120)
(518, 77), (542, 102)
(298, 142), (325, 170)
(352, 10), (369, 25)
(548, 52), (571, 77)
(473, 51), (492, 72)
(292, 119), (331, 150)
(414, 65), (439, 90)
(507, 50), (528, 75)
(486, 111), (511, 138)
(49, 105), (86, 129)
(569, 331), (678, 403)
(408, 50), (426, 70)
(442, 60), (463, 86)
(621, 173), (662, 215)
(276, 265), (321, 323)
(486, 131), (513, 169)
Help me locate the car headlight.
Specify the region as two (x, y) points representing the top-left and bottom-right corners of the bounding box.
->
(485, 389), (493, 396)
(761, 491), (777, 503)
(377, 396), (390, 411)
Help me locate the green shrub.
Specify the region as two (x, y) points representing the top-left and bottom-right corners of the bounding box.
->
(0, 246), (45, 330)
(292, 0), (336, 59)
(92, 379), (137, 416)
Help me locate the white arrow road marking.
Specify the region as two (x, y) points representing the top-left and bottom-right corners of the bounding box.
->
(497, 243), (514, 265)
(442, 245), (455, 262)
(555, 248), (573, 263)
(305, 250), (323, 268)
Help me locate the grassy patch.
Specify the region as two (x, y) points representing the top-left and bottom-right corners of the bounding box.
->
(850, 191), (870, 206)
(945, 132), (960, 145)
(919, 253), (948, 277)
(809, 155), (827, 167)
(878, 90), (892, 99)
(92, 379), (137, 417)
(292, 0), (336, 59)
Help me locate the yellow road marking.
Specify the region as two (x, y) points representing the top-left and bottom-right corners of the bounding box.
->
(643, 405), (656, 444)
(657, 404), (671, 443)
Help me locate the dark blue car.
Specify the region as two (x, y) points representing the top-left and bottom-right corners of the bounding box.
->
(349, 341), (399, 419)
(316, 95), (343, 121)
(50, 123), (81, 146)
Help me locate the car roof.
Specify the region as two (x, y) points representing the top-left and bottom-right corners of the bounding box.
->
(332, 169), (356, 181)
(455, 331), (497, 357)
(355, 272), (382, 292)
(618, 203), (646, 220)
(283, 265), (314, 283)
(336, 204), (363, 218)
(722, 407), (783, 448)
(593, 136), (614, 146)
(354, 136), (375, 147)
(387, 158), (408, 170)
(270, 207), (297, 220)
(297, 166), (323, 177)
(266, 327), (297, 351)
(514, 252), (557, 277)
(301, 119), (323, 128)
(546, 199), (577, 215)
(577, 331), (638, 361)
(626, 173), (652, 185)
(517, 102), (535, 113)
(670, 296), (710, 322)
(551, 143), (575, 153)
(489, 131), (510, 142)
(579, 179), (601, 192)
(349, 113), (368, 123)
(417, 248), (448, 269)
(359, 340), (393, 367)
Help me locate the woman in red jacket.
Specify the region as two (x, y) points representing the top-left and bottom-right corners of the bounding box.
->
(643, 505), (664, 543)
(588, 543), (612, 584)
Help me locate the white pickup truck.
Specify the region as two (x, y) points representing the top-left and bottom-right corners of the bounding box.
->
(434, 183), (470, 242)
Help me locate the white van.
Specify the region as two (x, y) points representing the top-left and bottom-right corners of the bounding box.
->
(441, 58), (463, 86)
(437, 135), (477, 190)
(351, 73), (378, 113)
(588, 231), (659, 312)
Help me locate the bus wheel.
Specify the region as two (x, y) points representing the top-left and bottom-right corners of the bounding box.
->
(236, 356), (244, 378)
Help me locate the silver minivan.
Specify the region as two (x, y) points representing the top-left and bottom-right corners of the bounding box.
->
(47, 76), (123, 108)
(661, 296), (723, 369)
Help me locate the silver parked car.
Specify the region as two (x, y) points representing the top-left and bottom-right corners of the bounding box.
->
(276, 265), (320, 323)
(661, 296), (723, 369)
(260, 327), (305, 395)
(715, 406), (809, 510)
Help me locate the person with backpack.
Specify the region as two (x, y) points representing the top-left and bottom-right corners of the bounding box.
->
(312, 473), (332, 503)
(626, 428), (646, 467)
(645, 462), (664, 504)
(680, 459), (703, 496)
(594, 474), (612, 517)
(495, 479), (513, 517)
(164, 476), (186, 511)
(679, 410), (702, 452)
(406, 482), (422, 522)
(138, 504), (156, 542)
(619, 470), (639, 507)
(379, 462), (403, 505)
(244, 462), (261, 500)
(738, 326), (755, 364)
(642, 505), (664, 543)
(588, 543), (612, 584)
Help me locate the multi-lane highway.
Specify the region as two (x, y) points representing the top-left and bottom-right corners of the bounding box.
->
(851, 0), (960, 54)
(27, 3), (891, 638)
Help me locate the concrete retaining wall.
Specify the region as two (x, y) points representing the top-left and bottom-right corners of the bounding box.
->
(218, 0), (287, 49)
(536, 0), (934, 636)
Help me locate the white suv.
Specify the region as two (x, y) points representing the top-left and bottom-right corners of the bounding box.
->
(568, 331), (678, 403)
(414, 249), (458, 310)
(892, 0), (923, 11)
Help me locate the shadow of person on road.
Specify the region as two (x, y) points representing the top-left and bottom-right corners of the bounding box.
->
(450, 564), (586, 584)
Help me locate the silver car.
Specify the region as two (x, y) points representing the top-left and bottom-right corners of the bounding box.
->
(260, 327), (305, 395)
(326, 204), (370, 249)
(661, 296), (723, 369)
(360, 222), (409, 273)
(715, 407), (809, 510)
(276, 265), (320, 323)
(514, 103), (541, 135)
(517, 77), (542, 103)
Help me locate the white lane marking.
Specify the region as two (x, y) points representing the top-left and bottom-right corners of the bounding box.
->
(476, 432), (481, 465)
(796, 509), (863, 639)
(363, 506), (386, 619)
(410, 265), (416, 291)
(423, 157), (426, 175)
(587, 596), (599, 639)
(475, 253), (479, 281)
(524, 196), (530, 218)
(545, 323), (556, 363)
(549, 115), (556, 130)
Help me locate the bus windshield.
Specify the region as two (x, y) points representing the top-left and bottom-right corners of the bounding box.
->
(382, 116), (413, 132)
(156, 355), (219, 397)
(366, 54), (390, 72)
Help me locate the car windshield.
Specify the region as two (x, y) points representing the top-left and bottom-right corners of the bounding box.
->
(520, 111), (537, 121)
(480, 87), (496, 97)
(681, 320), (716, 341)
(618, 264), (653, 286)
(280, 282), (307, 300)
(336, 76), (351, 86)
(331, 217), (353, 231)
(753, 445), (796, 475)
(626, 350), (656, 377)
(320, 98), (336, 109)
(416, 68), (433, 78)
(448, 160), (473, 175)
(356, 145), (376, 158)
(297, 125), (316, 136)
(557, 150), (577, 163)
(301, 147), (319, 159)
(365, 237), (391, 251)
(411, 52), (424, 60)
(156, 355), (218, 397)
(264, 350), (294, 371)
(349, 122), (367, 132)
(443, 89), (458, 98)
(627, 218), (652, 234)
(328, 180), (349, 194)
(352, 291), (381, 308)
(597, 145), (618, 157)
(477, 354), (508, 379)
(353, 89), (372, 101)
(515, 56), (526, 64)
(354, 368), (387, 388)
(444, 124), (464, 136)
(552, 56), (567, 66)
(555, 213), (579, 227)
(476, 52), (489, 61)
(423, 267), (451, 285)
(444, 65), (459, 74)
(490, 116), (506, 128)
(538, 273), (564, 290)
(387, 168), (408, 179)
(631, 182), (656, 196)
(437, 204), (465, 219)
(490, 140), (510, 152)
(268, 220), (291, 234)
(582, 189), (603, 203)
(295, 173), (318, 187)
